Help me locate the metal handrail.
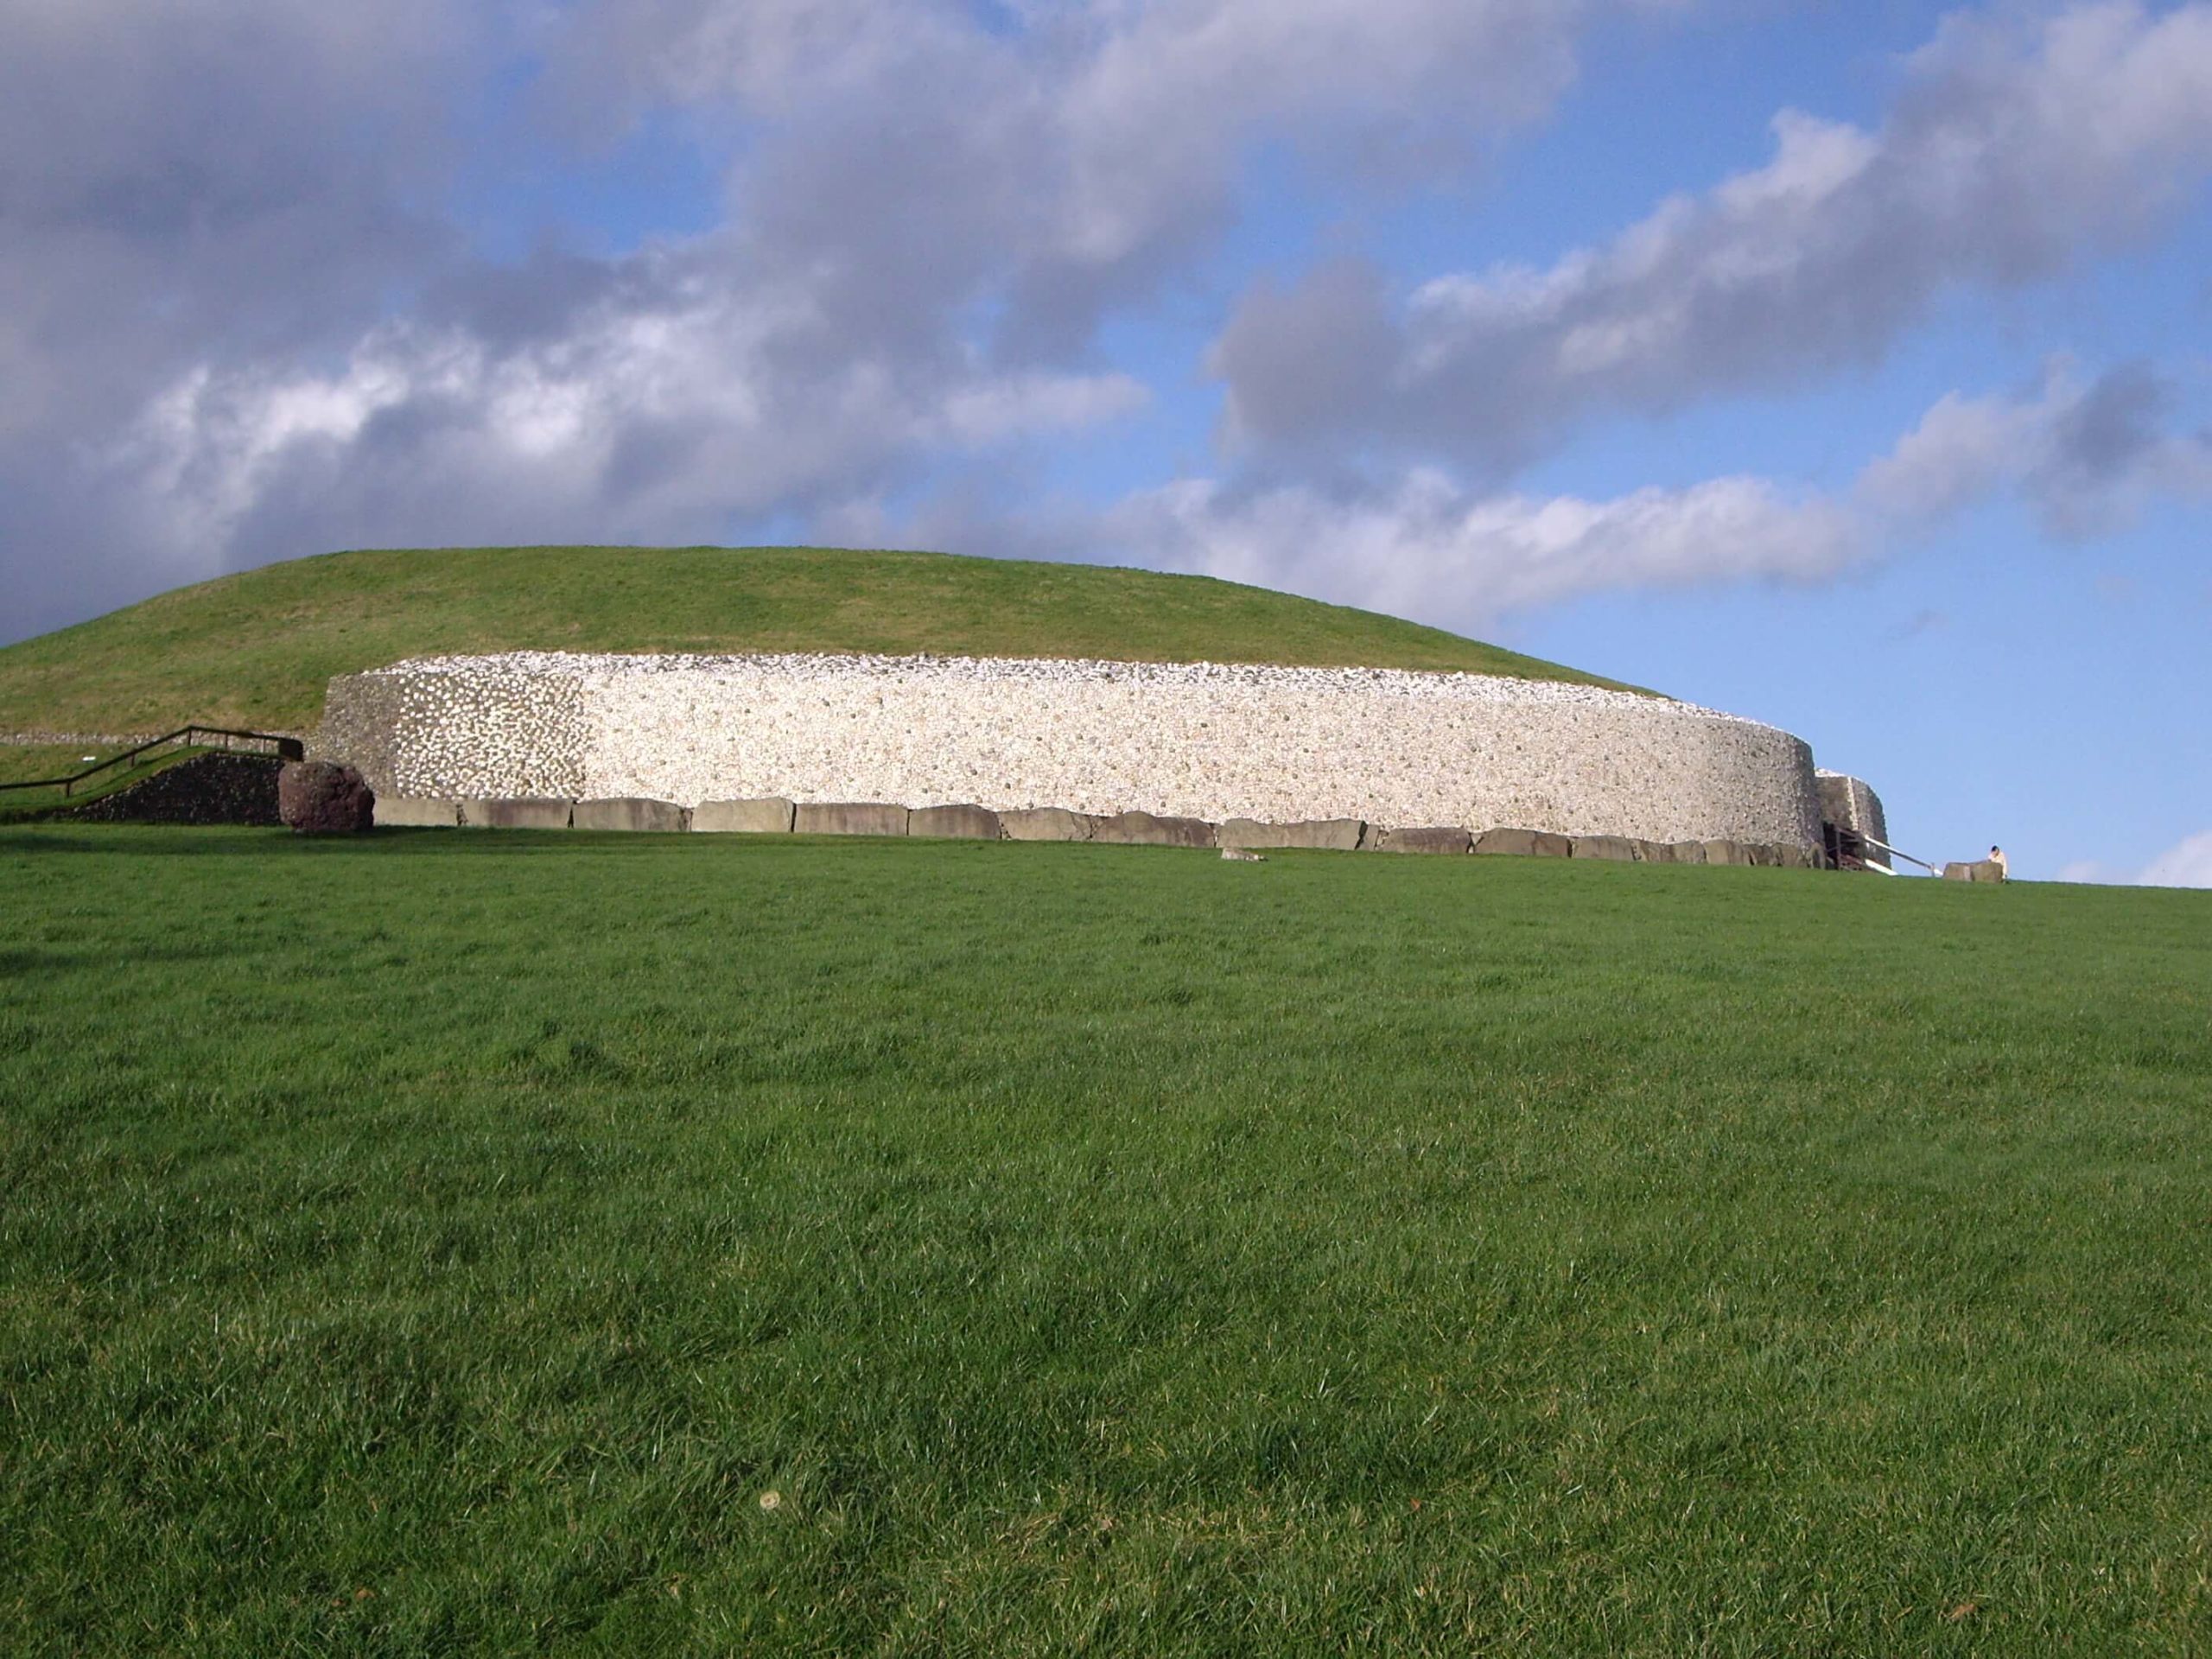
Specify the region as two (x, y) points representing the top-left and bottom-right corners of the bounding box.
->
(1859, 835), (1937, 875)
(0, 726), (304, 798)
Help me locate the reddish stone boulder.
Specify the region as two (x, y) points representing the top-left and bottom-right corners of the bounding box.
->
(278, 760), (375, 835)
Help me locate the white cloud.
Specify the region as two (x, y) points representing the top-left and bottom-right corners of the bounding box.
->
(2137, 830), (2212, 888)
(1213, 2), (2212, 469)
(102, 278), (1146, 571)
(974, 466), (1864, 629)
(6, 0), (1643, 636)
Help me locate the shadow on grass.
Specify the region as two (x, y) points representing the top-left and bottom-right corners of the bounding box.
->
(0, 826), (715, 857)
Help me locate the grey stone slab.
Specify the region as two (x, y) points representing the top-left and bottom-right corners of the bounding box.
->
(1633, 840), (1674, 863)
(1001, 807), (1097, 842)
(1944, 858), (2005, 883)
(461, 798), (574, 830)
(573, 797), (689, 833)
(909, 804), (1003, 840)
(1219, 817), (1364, 852)
(1745, 844), (1782, 868)
(1472, 827), (1570, 858)
(1091, 810), (1217, 849)
(795, 802), (909, 837)
(373, 796), (460, 828)
(693, 798), (795, 834)
(1572, 835), (1637, 861)
(1376, 826), (1472, 855)
(1702, 840), (1754, 866)
(1668, 840), (1707, 864)
(1772, 843), (1815, 869)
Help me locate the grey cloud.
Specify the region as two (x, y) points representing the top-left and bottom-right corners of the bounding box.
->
(1860, 359), (2212, 539)
(2047, 361), (2171, 491)
(0, 0), (519, 638)
(81, 270), (1149, 602)
(3, 0), (1624, 642)
(537, 0), (1618, 359)
(1213, 3), (2212, 472)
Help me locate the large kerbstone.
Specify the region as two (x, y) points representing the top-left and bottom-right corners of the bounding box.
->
(795, 802), (909, 837)
(1219, 817), (1365, 852)
(277, 760), (375, 835)
(1944, 859), (2006, 883)
(1472, 827), (1572, 858)
(573, 797), (689, 833)
(1091, 810), (1217, 849)
(1001, 808), (1097, 842)
(1772, 843), (1815, 869)
(693, 798), (795, 834)
(1374, 826), (1472, 855)
(910, 804), (1003, 840)
(1634, 840), (1675, 863)
(461, 798), (574, 830)
(373, 796), (460, 828)
(1668, 840), (1707, 865)
(1573, 835), (1637, 861)
(1702, 840), (1755, 866)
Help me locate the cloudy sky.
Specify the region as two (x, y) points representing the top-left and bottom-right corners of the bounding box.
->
(3, 0), (2209, 883)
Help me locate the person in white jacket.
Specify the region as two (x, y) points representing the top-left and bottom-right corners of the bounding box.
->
(1988, 845), (2009, 881)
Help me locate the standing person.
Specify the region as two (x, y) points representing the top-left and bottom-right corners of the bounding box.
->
(1988, 845), (2009, 881)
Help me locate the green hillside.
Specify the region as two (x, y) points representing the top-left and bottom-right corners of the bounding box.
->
(0, 545), (1640, 736)
(4, 829), (2208, 1650)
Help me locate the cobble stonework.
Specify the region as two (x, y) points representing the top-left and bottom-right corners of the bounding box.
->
(317, 652), (1826, 850)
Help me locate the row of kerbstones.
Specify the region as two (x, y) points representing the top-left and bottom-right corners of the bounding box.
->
(373, 793), (1818, 866)
(321, 652), (1823, 849)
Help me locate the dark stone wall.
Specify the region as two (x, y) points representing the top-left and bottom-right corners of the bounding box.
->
(62, 754), (283, 825)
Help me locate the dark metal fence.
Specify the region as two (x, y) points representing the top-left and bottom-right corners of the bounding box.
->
(0, 727), (304, 798)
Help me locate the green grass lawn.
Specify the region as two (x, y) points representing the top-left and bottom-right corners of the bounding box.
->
(3, 829), (2207, 1654)
(0, 546), (1638, 738)
(0, 742), (124, 786)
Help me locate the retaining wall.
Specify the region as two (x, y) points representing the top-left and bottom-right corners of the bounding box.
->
(56, 753), (283, 826)
(1816, 772), (1889, 849)
(319, 652), (1824, 849)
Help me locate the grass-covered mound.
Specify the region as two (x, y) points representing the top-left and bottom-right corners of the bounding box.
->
(3, 828), (2207, 1652)
(0, 545), (1636, 737)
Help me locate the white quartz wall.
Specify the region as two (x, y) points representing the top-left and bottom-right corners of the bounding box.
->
(321, 652), (1823, 847)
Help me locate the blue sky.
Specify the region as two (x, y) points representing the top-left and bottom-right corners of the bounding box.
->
(2, 0), (2207, 882)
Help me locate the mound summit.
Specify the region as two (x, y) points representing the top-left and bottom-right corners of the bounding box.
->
(0, 545), (1640, 739)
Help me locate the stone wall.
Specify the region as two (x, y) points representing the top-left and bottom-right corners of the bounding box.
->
(1816, 772), (1890, 867)
(58, 753), (283, 826)
(319, 652), (1825, 849)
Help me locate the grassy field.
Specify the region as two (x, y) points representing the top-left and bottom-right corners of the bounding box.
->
(0, 742), (124, 786)
(3, 828), (2207, 1654)
(0, 546), (1637, 738)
